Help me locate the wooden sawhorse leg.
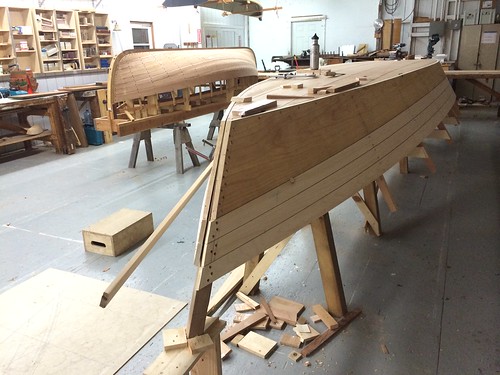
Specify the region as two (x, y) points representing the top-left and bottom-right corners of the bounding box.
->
(399, 143), (436, 175)
(352, 181), (382, 236)
(128, 129), (153, 168)
(206, 110), (223, 140)
(173, 122), (201, 174)
(311, 213), (347, 317)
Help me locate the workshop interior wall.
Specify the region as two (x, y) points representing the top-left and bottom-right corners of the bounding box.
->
(248, 0), (379, 69)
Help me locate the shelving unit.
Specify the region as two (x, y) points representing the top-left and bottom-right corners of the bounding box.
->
(33, 8), (62, 73)
(94, 13), (112, 69)
(77, 10), (99, 70)
(0, 8), (15, 75)
(0, 6), (112, 75)
(8, 7), (40, 73)
(56, 10), (82, 71)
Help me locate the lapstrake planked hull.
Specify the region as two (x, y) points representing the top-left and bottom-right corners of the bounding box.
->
(193, 59), (456, 289)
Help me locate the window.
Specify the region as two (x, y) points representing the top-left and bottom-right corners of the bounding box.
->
(131, 21), (154, 49)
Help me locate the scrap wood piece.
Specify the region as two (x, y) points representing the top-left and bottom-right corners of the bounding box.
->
(259, 296), (277, 323)
(232, 99), (277, 117)
(312, 304), (339, 329)
(288, 350), (302, 362)
(221, 340), (232, 360)
(269, 319), (286, 330)
(280, 333), (301, 349)
(237, 331), (278, 359)
(236, 291), (259, 310)
(268, 296), (305, 325)
(266, 94), (314, 100)
(308, 85), (332, 94)
(326, 78), (360, 93)
(295, 323), (311, 333)
(297, 316), (307, 325)
(233, 312), (251, 323)
(234, 303), (254, 312)
(230, 334), (245, 346)
(293, 325), (319, 343)
(252, 317), (270, 330)
(188, 333), (213, 355)
(220, 312), (267, 342)
(310, 315), (321, 323)
(231, 96), (252, 103)
(281, 83), (303, 89)
(301, 308), (362, 357)
(163, 327), (187, 351)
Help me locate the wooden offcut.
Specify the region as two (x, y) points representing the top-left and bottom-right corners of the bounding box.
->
(82, 208), (153, 256)
(312, 304), (339, 329)
(220, 312), (267, 342)
(237, 331), (277, 359)
(163, 328), (187, 351)
(279, 333), (301, 349)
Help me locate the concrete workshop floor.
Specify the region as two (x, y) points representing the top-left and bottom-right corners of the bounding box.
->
(0, 108), (498, 375)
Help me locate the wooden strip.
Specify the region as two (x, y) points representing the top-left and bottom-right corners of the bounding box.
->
(236, 291), (259, 310)
(301, 309), (362, 357)
(310, 315), (321, 323)
(312, 304), (339, 329)
(100, 163), (213, 308)
(230, 334), (244, 346)
(239, 236), (291, 294)
(307, 85), (332, 94)
(376, 175), (397, 213)
(293, 325), (319, 343)
(220, 312), (267, 342)
(234, 303), (254, 312)
(232, 99), (277, 117)
(220, 340), (232, 360)
(326, 78), (360, 93)
(237, 331), (277, 359)
(259, 296), (277, 323)
(266, 94), (314, 100)
(231, 96), (252, 103)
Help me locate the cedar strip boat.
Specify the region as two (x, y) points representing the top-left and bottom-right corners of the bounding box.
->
(187, 59), (456, 335)
(96, 48), (258, 136)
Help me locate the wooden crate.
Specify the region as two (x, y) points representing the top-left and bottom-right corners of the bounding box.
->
(83, 208), (153, 256)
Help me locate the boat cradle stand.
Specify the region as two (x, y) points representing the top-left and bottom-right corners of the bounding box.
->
(145, 212), (362, 375)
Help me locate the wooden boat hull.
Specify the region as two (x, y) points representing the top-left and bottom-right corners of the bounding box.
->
(193, 59), (456, 288)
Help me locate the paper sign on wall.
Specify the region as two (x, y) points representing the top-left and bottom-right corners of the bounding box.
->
(481, 31), (497, 44)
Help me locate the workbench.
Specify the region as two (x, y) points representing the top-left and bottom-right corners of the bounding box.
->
(0, 94), (69, 154)
(444, 70), (500, 101)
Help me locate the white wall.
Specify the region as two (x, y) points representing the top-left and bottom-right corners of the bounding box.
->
(248, 0), (379, 68)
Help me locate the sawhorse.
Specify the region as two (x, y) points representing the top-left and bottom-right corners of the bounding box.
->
(206, 110), (224, 140)
(128, 122), (201, 174)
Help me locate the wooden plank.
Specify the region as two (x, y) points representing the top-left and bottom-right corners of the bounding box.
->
(231, 96), (252, 103)
(237, 331), (277, 359)
(310, 315), (321, 323)
(280, 333), (301, 348)
(163, 327), (187, 351)
(312, 304), (339, 329)
(310, 214), (347, 317)
(259, 296), (277, 323)
(232, 99), (277, 117)
(252, 317), (269, 330)
(326, 78), (360, 93)
(230, 334), (245, 346)
(267, 94), (314, 100)
(234, 303), (254, 312)
(220, 341), (232, 360)
(233, 313), (251, 323)
(235, 291), (259, 310)
(268, 296), (305, 325)
(188, 334), (213, 355)
(220, 312), (267, 342)
(376, 175), (398, 213)
(100, 163), (213, 308)
(301, 309), (362, 357)
(239, 236), (291, 294)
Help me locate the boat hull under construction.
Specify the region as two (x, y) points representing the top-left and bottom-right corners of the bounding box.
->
(192, 59), (456, 293)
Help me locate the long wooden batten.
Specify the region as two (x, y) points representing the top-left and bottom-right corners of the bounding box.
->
(192, 59), (456, 289)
